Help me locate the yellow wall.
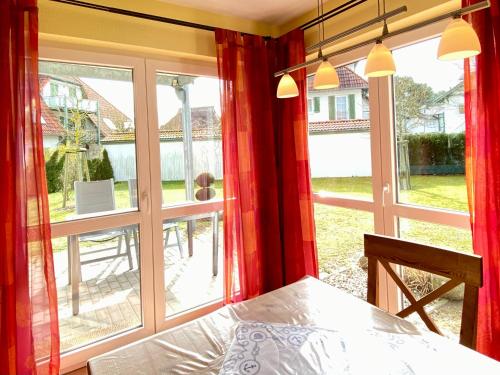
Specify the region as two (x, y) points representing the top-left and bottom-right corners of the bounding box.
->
(39, 0), (461, 62)
(39, 0), (276, 61)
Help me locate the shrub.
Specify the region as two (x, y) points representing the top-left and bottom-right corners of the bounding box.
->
(404, 132), (465, 166)
(45, 150), (65, 193)
(93, 149), (114, 181)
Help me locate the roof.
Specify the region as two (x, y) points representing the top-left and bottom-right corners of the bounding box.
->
(40, 100), (65, 136)
(161, 106), (220, 131)
(308, 66), (368, 92)
(74, 77), (132, 137)
(38, 74), (133, 140)
(309, 119), (370, 133)
(430, 81), (464, 104)
(103, 128), (222, 143)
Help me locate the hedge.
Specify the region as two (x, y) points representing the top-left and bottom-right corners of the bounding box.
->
(403, 132), (465, 174)
(45, 148), (114, 193)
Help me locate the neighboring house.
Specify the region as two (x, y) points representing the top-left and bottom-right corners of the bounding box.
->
(39, 74), (133, 149)
(102, 106), (223, 181)
(307, 66), (369, 122)
(406, 82), (465, 134)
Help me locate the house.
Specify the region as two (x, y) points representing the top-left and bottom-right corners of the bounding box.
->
(39, 74), (133, 149)
(407, 82), (465, 134)
(307, 66), (369, 122)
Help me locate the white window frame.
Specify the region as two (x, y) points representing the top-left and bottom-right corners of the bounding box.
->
(335, 95), (349, 120)
(40, 45), (224, 373)
(308, 19), (470, 312)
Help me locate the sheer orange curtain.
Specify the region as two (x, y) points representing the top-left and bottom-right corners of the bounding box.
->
(216, 28), (318, 303)
(0, 1), (60, 374)
(463, 0), (500, 360)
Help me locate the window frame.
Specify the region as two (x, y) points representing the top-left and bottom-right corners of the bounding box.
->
(307, 19), (470, 313)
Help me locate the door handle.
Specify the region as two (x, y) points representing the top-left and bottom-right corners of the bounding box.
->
(382, 183), (390, 207)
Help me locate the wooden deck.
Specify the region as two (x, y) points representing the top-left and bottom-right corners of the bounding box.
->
(53, 222), (223, 352)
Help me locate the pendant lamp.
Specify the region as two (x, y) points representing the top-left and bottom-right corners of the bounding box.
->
(438, 17), (481, 61)
(313, 0), (340, 90)
(276, 73), (299, 98)
(365, 40), (396, 77)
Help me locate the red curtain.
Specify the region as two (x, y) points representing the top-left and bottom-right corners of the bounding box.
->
(215, 28), (318, 303)
(463, 0), (500, 359)
(0, 1), (60, 374)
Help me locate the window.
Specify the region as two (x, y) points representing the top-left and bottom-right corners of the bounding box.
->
(40, 52), (224, 367)
(313, 96), (320, 113)
(308, 98), (313, 113)
(335, 96), (348, 120)
(154, 72), (223, 316)
(392, 38), (466, 212)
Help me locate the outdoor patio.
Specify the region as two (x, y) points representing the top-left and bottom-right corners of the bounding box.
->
(53, 220), (223, 353)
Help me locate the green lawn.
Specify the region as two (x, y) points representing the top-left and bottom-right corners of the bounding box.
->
(312, 175), (471, 274)
(48, 175), (471, 275)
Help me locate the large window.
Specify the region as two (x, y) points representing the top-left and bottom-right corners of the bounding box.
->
(40, 50), (223, 369)
(308, 33), (471, 343)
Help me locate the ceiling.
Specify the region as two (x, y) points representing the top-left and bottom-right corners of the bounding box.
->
(160, 0), (318, 24)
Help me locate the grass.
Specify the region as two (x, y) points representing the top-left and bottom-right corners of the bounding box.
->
(48, 175), (471, 274)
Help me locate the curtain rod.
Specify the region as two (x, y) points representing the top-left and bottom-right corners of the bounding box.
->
(274, 0), (491, 78)
(300, 0), (367, 30)
(49, 0), (366, 36)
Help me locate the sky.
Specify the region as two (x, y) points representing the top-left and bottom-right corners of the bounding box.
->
(81, 76), (220, 125)
(81, 37), (462, 123)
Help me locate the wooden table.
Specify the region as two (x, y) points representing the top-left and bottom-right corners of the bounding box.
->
(87, 277), (499, 374)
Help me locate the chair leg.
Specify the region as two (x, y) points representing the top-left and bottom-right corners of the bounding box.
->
(164, 228), (170, 250)
(175, 226), (183, 258)
(67, 235), (72, 285)
(117, 235), (123, 255)
(133, 228), (139, 268)
(124, 232), (133, 270)
(212, 212), (219, 277)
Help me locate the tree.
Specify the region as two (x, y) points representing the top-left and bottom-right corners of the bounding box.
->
(45, 149), (65, 193)
(93, 149), (114, 181)
(394, 76), (434, 137)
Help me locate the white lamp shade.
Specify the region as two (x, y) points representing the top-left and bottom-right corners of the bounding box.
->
(438, 18), (481, 61)
(364, 42), (396, 78)
(313, 60), (340, 89)
(277, 73), (299, 98)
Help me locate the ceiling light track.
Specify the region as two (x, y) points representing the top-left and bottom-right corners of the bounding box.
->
(274, 0), (490, 79)
(306, 5), (407, 53)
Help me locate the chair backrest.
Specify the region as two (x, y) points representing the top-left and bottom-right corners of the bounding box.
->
(364, 233), (482, 349)
(74, 179), (115, 215)
(128, 178), (138, 208)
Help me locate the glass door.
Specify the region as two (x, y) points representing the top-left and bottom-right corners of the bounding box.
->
(145, 60), (224, 330)
(39, 47), (155, 369)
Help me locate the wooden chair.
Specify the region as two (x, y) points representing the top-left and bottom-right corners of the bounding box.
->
(364, 233), (483, 349)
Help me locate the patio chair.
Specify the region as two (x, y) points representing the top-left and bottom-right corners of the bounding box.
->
(128, 179), (183, 257)
(68, 179), (134, 313)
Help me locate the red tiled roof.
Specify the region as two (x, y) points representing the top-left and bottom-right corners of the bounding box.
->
(75, 78), (132, 137)
(102, 128), (222, 143)
(161, 106), (220, 131)
(308, 66), (368, 91)
(309, 119), (370, 133)
(40, 100), (65, 136)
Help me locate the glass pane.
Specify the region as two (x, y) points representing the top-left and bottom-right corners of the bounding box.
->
(398, 218), (472, 340)
(308, 60), (372, 199)
(392, 38), (467, 212)
(39, 61), (138, 223)
(315, 204), (374, 299)
(156, 73), (222, 206)
(53, 224), (141, 352)
(164, 215), (223, 316)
